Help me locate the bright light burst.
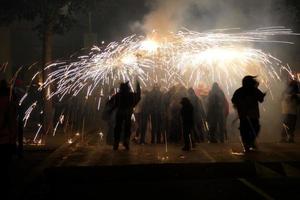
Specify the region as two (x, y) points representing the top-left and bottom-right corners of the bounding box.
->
(21, 26), (298, 140)
(40, 26), (297, 101)
(140, 39), (159, 52)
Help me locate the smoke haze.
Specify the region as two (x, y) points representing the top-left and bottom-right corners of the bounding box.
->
(137, 0), (297, 34)
(134, 0), (299, 141)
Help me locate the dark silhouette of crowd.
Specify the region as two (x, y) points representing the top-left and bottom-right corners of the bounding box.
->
(104, 75), (300, 153)
(105, 79), (232, 151)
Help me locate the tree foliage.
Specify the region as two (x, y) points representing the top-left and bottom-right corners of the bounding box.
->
(0, 0), (96, 36)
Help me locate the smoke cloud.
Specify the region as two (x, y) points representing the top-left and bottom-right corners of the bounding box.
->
(132, 0), (298, 142)
(136, 0), (297, 34)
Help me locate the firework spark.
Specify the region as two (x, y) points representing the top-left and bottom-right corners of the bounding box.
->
(21, 27), (298, 141)
(39, 27), (297, 100)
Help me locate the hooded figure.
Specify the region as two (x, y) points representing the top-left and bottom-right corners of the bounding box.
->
(109, 81), (141, 150)
(281, 80), (300, 143)
(232, 76), (265, 152)
(206, 83), (228, 143)
(187, 88), (206, 142)
(180, 97), (195, 151)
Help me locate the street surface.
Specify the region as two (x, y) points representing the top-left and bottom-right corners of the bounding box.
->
(11, 134), (300, 199)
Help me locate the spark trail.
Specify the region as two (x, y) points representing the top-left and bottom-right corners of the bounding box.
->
(21, 27), (298, 142)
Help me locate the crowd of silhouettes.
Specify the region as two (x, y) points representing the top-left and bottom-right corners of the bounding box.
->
(104, 76), (300, 152)
(1, 74), (299, 157)
(104, 79), (228, 151)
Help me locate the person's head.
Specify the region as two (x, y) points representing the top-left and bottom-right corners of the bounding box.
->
(119, 81), (130, 93)
(211, 82), (220, 91)
(242, 76), (259, 88)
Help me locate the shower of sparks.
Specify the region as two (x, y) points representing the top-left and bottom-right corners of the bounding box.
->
(21, 27), (298, 140)
(40, 27), (297, 100)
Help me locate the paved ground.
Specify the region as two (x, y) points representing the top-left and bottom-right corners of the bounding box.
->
(10, 135), (300, 199)
(53, 141), (300, 166)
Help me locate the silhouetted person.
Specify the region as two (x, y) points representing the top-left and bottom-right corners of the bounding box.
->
(0, 79), (17, 192)
(109, 81), (141, 150)
(281, 80), (300, 143)
(187, 88), (206, 142)
(149, 84), (163, 144)
(180, 97), (194, 151)
(138, 90), (151, 144)
(232, 76), (266, 152)
(207, 83), (228, 143)
(164, 86), (176, 141)
(170, 85), (187, 143)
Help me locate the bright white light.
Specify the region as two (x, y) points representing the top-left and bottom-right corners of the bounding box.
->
(121, 54), (137, 65)
(140, 39), (159, 52)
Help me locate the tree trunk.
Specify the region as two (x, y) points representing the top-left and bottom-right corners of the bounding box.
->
(41, 23), (54, 138)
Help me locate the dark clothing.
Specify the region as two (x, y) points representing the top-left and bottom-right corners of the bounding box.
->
(181, 102), (194, 126)
(188, 91), (206, 142)
(232, 87), (265, 119)
(181, 99), (194, 150)
(207, 87), (228, 142)
(111, 92), (141, 114)
(114, 112), (132, 146)
(0, 83), (16, 195)
(208, 113), (226, 142)
(139, 94), (151, 144)
(139, 113), (148, 144)
(232, 86), (265, 151)
(169, 88), (187, 143)
(0, 94), (17, 146)
(163, 88), (176, 141)
(109, 83), (141, 149)
(239, 118), (260, 150)
(149, 88), (163, 143)
(280, 87), (300, 142)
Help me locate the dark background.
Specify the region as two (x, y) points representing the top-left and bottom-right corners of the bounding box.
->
(0, 0), (299, 76)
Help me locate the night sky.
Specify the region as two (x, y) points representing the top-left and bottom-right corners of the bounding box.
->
(1, 0), (300, 72)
